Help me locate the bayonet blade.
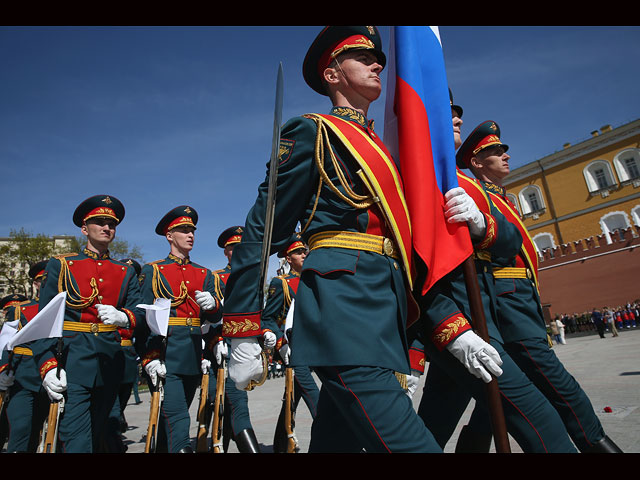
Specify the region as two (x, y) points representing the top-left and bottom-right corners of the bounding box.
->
(258, 62), (284, 296)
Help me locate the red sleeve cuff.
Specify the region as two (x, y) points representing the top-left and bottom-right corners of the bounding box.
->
(222, 312), (262, 338)
(409, 346), (426, 373)
(39, 358), (58, 379)
(430, 313), (472, 351)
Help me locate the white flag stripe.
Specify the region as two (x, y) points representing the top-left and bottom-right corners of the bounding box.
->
(6, 291), (67, 351)
(0, 323), (19, 352)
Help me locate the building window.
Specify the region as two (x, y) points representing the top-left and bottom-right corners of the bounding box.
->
(533, 232), (555, 257)
(613, 148), (640, 185)
(518, 185), (545, 218)
(584, 160), (617, 196)
(600, 211), (632, 241)
(624, 158), (640, 179)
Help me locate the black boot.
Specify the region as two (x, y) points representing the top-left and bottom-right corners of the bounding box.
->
(235, 428), (261, 453)
(178, 445), (194, 453)
(455, 425), (492, 453)
(586, 435), (623, 453)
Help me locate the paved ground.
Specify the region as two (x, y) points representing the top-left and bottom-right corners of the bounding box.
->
(116, 327), (639, 453)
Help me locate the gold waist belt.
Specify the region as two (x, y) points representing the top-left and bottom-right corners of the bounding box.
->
(168, 317), (201, 327)
(473, 250), (491, 262)
(120, 340), (133, 347)
(13, 347), (33, 356)
(63, 321), (117, 333)
(492, 267), (529, 279)
(308, 230), (400, 260)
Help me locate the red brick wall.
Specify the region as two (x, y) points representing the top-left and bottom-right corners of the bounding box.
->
(538, 231), (640, 316)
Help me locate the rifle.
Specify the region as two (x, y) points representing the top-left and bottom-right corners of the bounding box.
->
(144, 337), (166, 453)
(283, 364), (298, 453)
(210, 358), (226, 453)
(195, 370), (210, 452)
(461, 256), (511, 453)
(42, 338), (64, 453)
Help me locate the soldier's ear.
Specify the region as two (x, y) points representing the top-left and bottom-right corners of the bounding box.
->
(80, 222), (89, 236)
(469, 155), (483, 171)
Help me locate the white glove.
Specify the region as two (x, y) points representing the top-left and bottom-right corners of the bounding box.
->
(43, 369), (67, 401)
(195, 290), (216, 311)
(446, 331), (503, 383)
(262, 331), (277, 349)
(0, 370), (15, 390)
(444, 187), (486, 239)
(279, 344), (290, 365)
(145, 359), (167, 387)
(214, 340), (228, 365)
(96, 304), (130, 328)
(201, 358), (211, 375)
(406, 369), (422, 398)
(228, 338), (264, 390)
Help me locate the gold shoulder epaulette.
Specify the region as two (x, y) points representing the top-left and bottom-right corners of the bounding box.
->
(54, 252), (77, 259)
(147, 259), (164, 265)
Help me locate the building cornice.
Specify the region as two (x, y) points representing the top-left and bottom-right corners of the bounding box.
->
(504, 118), (640, 186)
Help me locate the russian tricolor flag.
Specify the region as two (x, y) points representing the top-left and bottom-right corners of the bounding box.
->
(384, 26), (473, 295)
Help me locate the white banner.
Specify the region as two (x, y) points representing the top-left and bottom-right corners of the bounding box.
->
(136, 297), (171, 337)
(6, 291), (66, 351)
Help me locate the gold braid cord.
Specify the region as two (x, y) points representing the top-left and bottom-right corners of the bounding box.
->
(152, 264), (187, 307)
(58, 258), (99, 309)
(300, 115), (375, 234)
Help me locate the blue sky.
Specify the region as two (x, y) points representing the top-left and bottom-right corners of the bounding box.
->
(2, 26), (639, 274)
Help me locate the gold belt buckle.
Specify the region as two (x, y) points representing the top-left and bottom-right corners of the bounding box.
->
(526, 269), (532, 279)
(186, 317), (193, 327)
(383, 237), (395, 257)
(91, 323), (99, 335)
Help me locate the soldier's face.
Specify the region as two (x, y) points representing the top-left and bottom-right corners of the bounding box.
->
(473, 146), (510, 180)
(167, 226), (195, 253)
(329, 50), (383, 103)
(287, 248), (307, 273)
(452, 108), (463, 149)
(82, 217), (116, 246)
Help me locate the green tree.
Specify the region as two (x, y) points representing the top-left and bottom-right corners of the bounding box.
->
(0, 228), (70, 298)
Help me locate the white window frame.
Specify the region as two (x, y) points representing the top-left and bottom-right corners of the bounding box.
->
(583, 160), (617, 195)
(518, 185), (545, 217)
(600, 210), (633, 242)
(532, 231), (555, 254)
(613, 148), (640, 185)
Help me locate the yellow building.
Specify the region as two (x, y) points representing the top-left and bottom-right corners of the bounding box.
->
(503, 118), (640, 252)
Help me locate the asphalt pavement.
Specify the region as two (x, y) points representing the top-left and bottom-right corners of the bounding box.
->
(117, 327), (639, 454)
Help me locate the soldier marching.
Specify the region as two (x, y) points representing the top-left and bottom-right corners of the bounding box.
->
(0, 26), (627, 454)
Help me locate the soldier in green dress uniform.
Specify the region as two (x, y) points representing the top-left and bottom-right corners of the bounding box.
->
(413, 119), (578, 452)
(138, 205), (223, 453)
(30, 194), (144, 453)
(448, 120), (623, 453)
(221, 26), (445, 453)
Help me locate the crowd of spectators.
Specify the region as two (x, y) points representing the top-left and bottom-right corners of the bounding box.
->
(551, 301), (639, 341)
